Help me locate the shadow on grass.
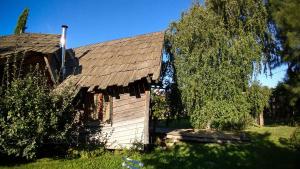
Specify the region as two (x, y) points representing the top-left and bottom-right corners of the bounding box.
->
(0, 153), (32, 167)
(0, 143), (74, 166)
(157, 118), (192, 129)
(142, 131), (300, 169)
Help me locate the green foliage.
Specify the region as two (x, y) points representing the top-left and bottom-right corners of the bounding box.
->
(271, 74), (300, 122)
(269, 0), (300, 68)
(14, 8), (29, 34)
(206, 0), (268, 37)
(247, 82), (271, 118)
(191, 95), (253, 130)
(207, 0), (276, 67)
(0, 64), (76, 159)
(270, 82), (299, 124)
(166, 1), (268, 129)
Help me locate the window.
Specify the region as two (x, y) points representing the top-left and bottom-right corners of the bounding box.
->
(90, 93), (112, 123)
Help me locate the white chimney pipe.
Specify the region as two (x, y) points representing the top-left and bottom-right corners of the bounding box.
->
(60, 25), (68, 79)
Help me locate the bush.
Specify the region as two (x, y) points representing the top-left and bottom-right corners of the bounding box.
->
(0, 66), (76, 159)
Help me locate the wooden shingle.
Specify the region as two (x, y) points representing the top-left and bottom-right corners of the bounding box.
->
(0, 33), (61, 61)
(65, 32), (164, 90)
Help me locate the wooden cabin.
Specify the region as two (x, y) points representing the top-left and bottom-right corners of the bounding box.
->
(62, 32), (165, 149)
(1, 31), (165, 149)
(0, 33), (62, 85)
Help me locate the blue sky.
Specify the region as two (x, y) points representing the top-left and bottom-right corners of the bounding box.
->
(0, 0), (193, 47)
(0, 0), (286, 88)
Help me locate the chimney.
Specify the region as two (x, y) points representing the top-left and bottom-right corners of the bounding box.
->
(60, 25), (68, 79)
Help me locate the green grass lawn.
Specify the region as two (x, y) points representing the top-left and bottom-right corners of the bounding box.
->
(0, 125), (299, 169)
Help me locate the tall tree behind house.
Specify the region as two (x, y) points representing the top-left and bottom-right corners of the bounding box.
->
(268, 0), (300, 118)
(166, 1), (271, 129)
(14, 8), (29, 34)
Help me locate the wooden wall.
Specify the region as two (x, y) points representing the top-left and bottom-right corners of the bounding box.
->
(89, 82), (150, 149)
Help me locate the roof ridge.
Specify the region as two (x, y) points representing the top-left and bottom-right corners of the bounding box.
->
(73, 31), (165, 50)
(23, 33), (60, 35)
(0, 33), (60, 38)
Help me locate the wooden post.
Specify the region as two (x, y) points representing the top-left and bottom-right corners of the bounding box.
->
(144, 90), (150, 145)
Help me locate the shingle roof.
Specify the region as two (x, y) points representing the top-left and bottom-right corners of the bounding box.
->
(65, 31), (164, 90)
(0, 33), (61, 61)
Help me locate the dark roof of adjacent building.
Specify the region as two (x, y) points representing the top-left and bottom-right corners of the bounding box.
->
(0, 33), (61, 61)
(63, 31), (164, 91)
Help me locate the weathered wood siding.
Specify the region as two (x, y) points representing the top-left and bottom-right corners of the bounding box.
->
(90, 87), (149, 149)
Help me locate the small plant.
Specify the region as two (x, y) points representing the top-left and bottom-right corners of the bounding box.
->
(66, 145), (106, 159)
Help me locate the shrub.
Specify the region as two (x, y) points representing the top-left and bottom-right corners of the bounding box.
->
(151, 90), (168, 120)
(0, 65), (76, 159)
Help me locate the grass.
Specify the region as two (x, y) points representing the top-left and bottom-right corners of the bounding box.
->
(246, 125), (296, 145)
(143, 125), (299, 169)
(0, 125), (299, 169)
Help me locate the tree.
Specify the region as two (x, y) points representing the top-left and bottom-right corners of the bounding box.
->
(270, 82), (296, 123)
(268, 0), (300, 118)
(166, 1), (269, 129)
(269, 0), (300, 70)
(14, 8), (29, 34)
(247, 82), (271, 126)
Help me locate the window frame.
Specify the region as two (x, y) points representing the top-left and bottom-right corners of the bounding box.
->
(90, 92), (112, 125)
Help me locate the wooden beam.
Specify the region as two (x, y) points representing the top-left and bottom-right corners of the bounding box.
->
(43, 55), (56, 84)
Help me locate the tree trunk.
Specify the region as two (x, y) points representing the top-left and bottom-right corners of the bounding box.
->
(206, 121), (211, 130)
(258, 112), (264, 126)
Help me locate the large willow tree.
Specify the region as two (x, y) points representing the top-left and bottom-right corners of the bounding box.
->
(166, 1), (270, 129)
